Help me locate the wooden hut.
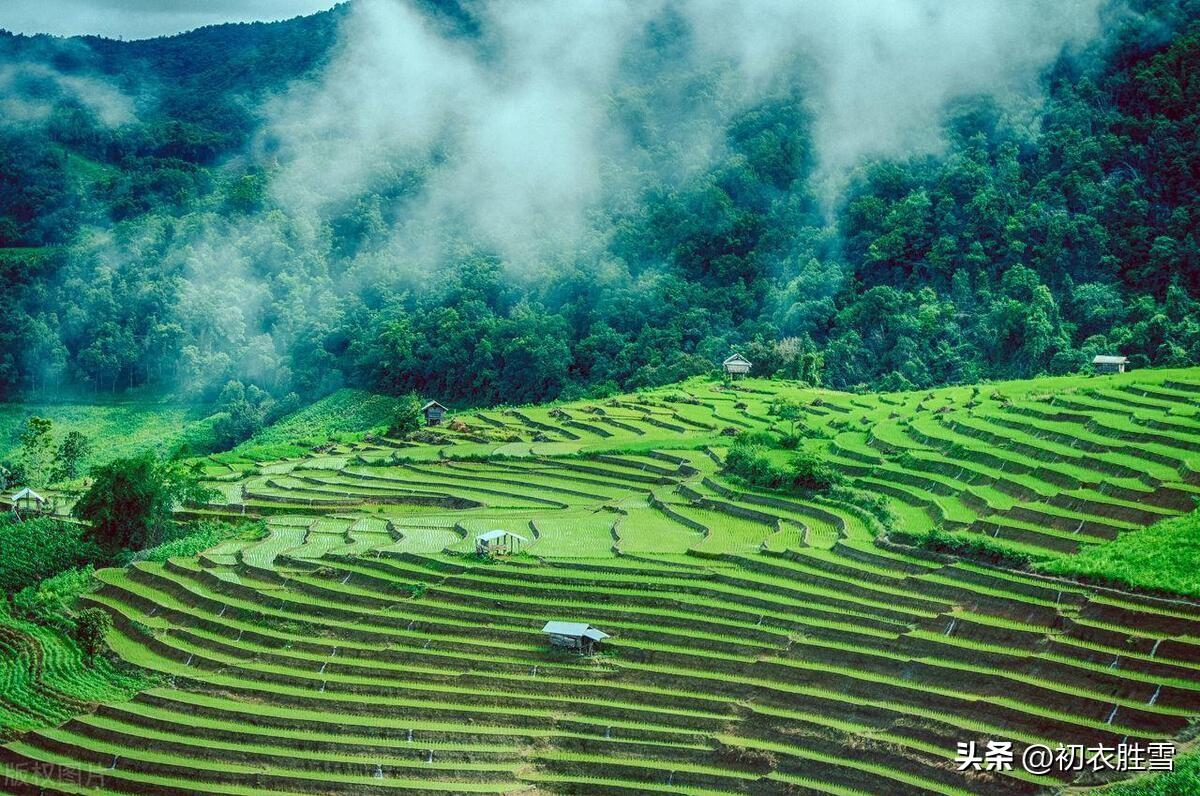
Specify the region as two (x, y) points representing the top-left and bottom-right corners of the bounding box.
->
(541, 621), (610, 654)
(10, 488), (48, 515)
(722, 353), (752, 378)
(421, 401), (447, 426)
(475, 529), (528, 556)
(1092, 355), (1128, 374)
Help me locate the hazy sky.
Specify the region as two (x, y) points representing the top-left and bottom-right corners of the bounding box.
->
(0, 0), (339, 40)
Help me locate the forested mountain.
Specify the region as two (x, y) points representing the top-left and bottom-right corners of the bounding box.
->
(1, 0), (1198, 443)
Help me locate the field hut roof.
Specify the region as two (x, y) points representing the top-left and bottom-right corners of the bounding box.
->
(10, 487), (45, 504)
(1092, 355), (1128, 364)
(723, 353), (751, 366)
(477, 529), (527, 543)
(541, 621), (609, 640)
(421, 401), (447, 411)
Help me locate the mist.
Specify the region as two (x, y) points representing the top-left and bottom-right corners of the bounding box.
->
(0, 60), (134, 127)
(5, 0), (1119, 402)
(262, 0), (1105, 272)
(178, 0), (1106, 394)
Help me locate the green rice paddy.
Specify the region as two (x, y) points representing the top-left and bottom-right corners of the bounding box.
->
(4, 368), (1200, 793)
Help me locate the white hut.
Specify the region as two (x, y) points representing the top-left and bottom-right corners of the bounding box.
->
(1092, 355), (1128, 374)
(421, 401), (448, 426)
(723, 353), (752, 377)
(475, 529), (528, 556)
(10, 488), (48, 514)
(541, 621), (610, 653)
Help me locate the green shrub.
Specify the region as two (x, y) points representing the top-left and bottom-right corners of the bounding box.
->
(0, 516), (100, 594)
(73, 607), (112, 657)
(53, 430), (91, 482)
(724, 437), (843, 494)
(12, 566), (96, 627)
(828, 485), (894, 530)
(788, 449), (844, 491)
(1037, 510), (1200, 599)
(1098, 752), (1200, 795)
(387, 393), (424, 439)
(74, 453), (217, 554)
(890, 528), (1032, 569)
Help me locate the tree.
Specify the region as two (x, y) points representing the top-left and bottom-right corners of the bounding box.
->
(774, 399), (803, 438)
(53, 431), (91, 482)
(73, 454), (216, 553)
(212, 380), (276, 449)
(788, 450), (844, 492)
(73, 607), (113, 657)
(798, 351), (823, 388)
(18, 416), (54, 487)
(387, 393), (423, 439)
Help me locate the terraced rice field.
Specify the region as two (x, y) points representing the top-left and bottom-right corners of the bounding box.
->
(4, 368), (1200, 793)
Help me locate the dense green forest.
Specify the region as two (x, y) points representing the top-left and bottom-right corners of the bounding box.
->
(1, 0), (1198, 449)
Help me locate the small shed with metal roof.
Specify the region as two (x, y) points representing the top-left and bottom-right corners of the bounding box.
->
(541, 620), (610, 653)
(421, 400), (447, 426)
(1092, 355), (1128, 374)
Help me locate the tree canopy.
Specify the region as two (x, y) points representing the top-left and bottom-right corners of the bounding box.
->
(72, 453), (215, 553)
(1, 1), (1198, 419)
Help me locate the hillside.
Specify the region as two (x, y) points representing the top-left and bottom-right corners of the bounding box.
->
(3, 368), (1199, 793)
(2, 0), (1199, 414)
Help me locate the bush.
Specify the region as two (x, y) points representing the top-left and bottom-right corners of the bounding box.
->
(828, 485), (895, 530)
(387, 393), (423, 439)
(890, 528), (1033, 569)
(724, 436), (843, 494)
(0, 516), (100, 594)
(74, 453), (217, 554)
(53, 431), (91, 482)
(73, 607), (112, 657)
(788, 449), (844, 491)
(12, 566), (95, 627)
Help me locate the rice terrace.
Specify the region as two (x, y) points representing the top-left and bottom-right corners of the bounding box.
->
(4, 368), (1200, 795)
(4, 0), (1200, 793)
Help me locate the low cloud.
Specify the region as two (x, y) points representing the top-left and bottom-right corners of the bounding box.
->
(0, 61), (134, 126)
(263, 0), (1106, 274)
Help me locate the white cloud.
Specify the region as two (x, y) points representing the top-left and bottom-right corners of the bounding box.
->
(263, 0), (1105, 273)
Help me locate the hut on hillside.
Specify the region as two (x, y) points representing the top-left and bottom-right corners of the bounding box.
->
(475, 529), (528, 556)
(1092, 355), (1128, 374)
(723, 353), (752, 378)
(541, 621), (610, 654)
(421, 400), (447, 426)
(10, 488), (48, 515)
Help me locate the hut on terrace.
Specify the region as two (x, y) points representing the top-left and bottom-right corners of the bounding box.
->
(10, 488), (48, 516)
(723, 353), (752, 378)
(541, 621), (610, 654)
(475, 529), (528, 556)
(1092, 355), (1128, 374)
(421, 400), (447, 426)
